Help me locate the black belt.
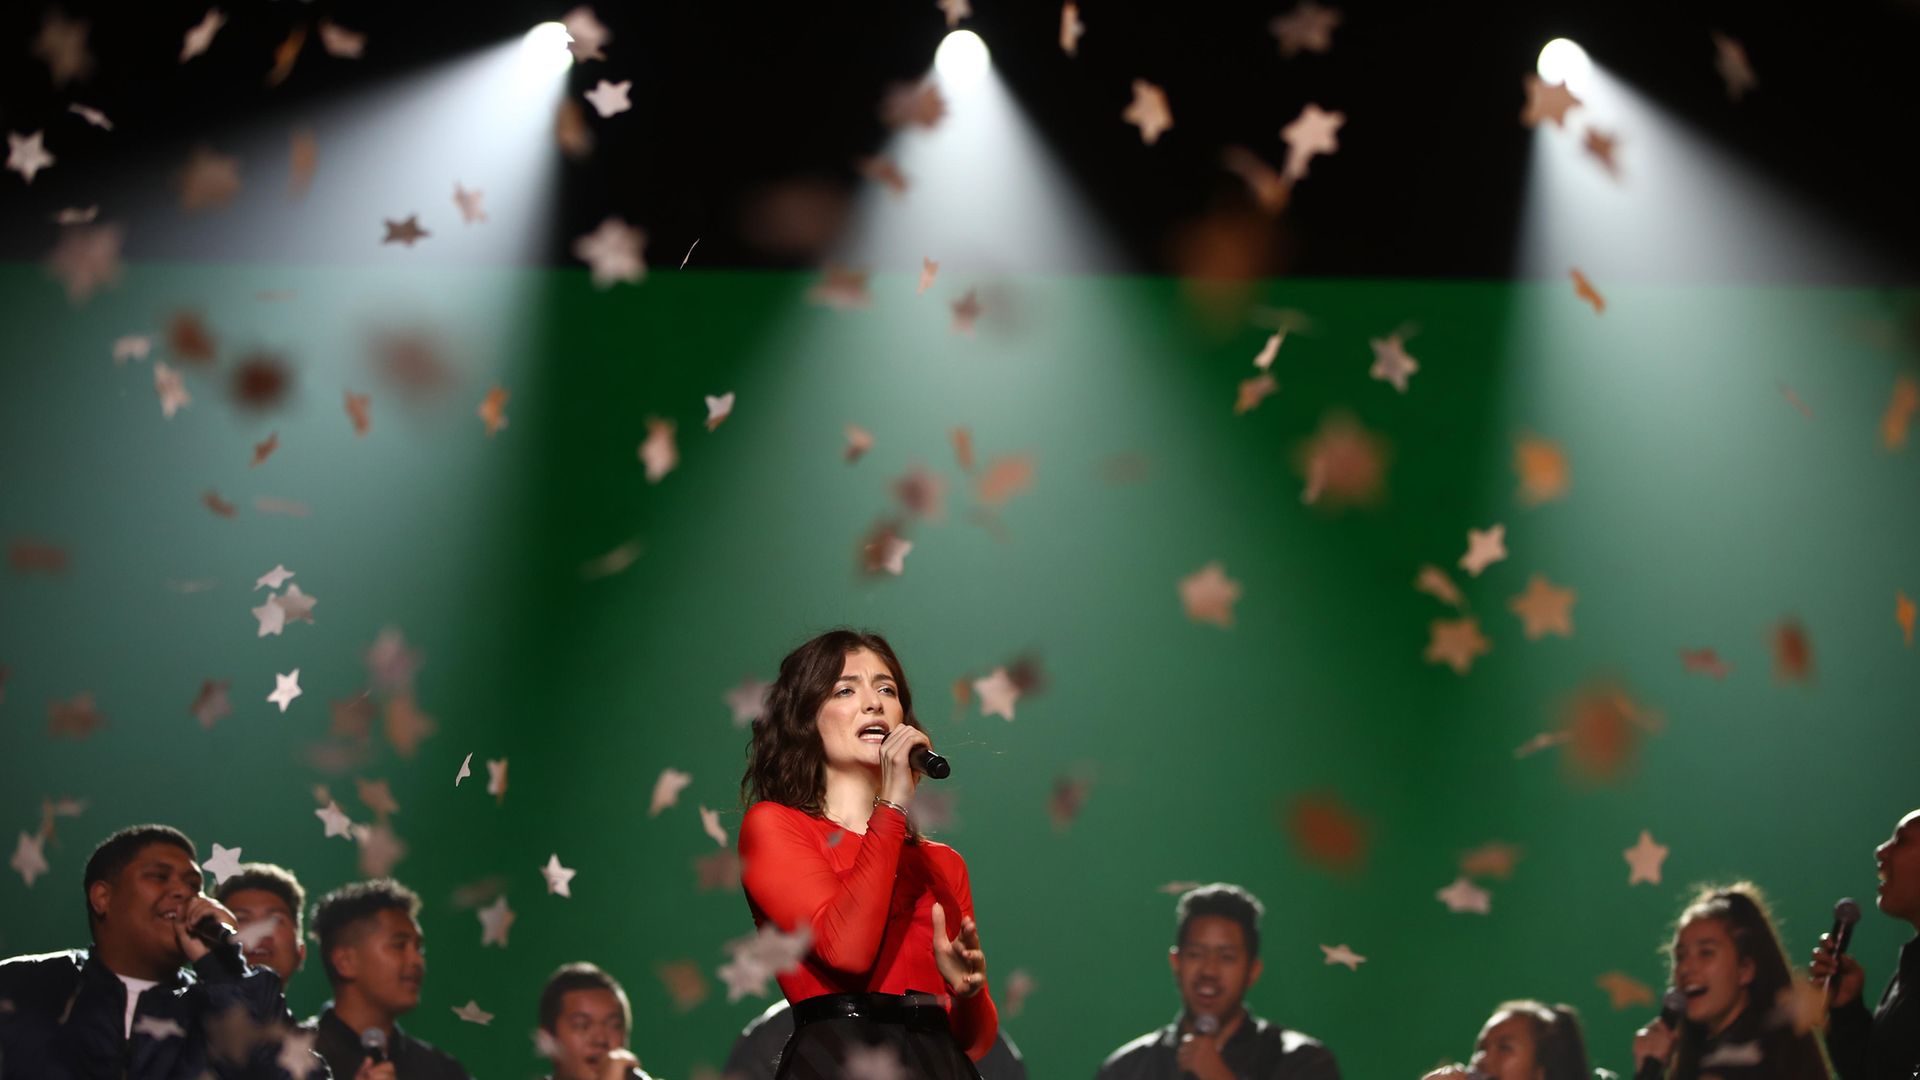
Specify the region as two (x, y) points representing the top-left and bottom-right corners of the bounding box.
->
(792, 992), (948, 1031)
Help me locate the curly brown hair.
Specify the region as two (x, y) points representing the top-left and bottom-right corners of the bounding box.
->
(740, 629), (928, 822)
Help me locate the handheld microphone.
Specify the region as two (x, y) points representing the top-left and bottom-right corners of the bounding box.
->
(360, 1028), (388, 1066)
(909, 746), (950, 779)
(1822, 897), (1862, 995)
(1192, 1013), (1220, 1037)
(189, 915), (245, 975)
(1634, 988), (1688, 1080)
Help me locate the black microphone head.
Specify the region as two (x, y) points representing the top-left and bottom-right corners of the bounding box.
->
(360, 1028), (387, 1062)
(908, 746), (951, 779)
(1835, 898), (1862, 928)
(1659, 986), (1689, 1025)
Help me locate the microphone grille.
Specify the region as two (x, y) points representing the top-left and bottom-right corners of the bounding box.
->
(1193, 1013), (1220, 1036)
(1661, 987), (1689, 1014)
(359, 1028), (387, 1052)
(1835, 898), (1862, 927)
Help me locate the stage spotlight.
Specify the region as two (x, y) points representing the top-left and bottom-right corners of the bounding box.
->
(519, 21), (574, 80)
(934, 30), (991, 90)
(1536, 38), (1592, 94)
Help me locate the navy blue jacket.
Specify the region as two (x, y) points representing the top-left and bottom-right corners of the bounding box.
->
(0, 946), (315, 1079)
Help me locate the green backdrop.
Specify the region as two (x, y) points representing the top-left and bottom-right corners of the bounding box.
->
(1, 261), (1914, 1079)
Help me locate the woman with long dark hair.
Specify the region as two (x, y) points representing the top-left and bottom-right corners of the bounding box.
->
(738, 629), (996, 1080)
(1420, 999), (1589, 1080)
(1632, 882), (1831, 1079)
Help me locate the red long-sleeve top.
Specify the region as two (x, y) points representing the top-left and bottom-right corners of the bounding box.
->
(738, 800), (999, 1061)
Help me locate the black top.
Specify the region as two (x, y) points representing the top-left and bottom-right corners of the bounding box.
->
(308, 1006), (470, 1080)
(0, 946), (307, 1080)
(1829, 935), (1920, 1080)
(1095, 1012), (1340, 1080)
(1670, 1002), (1832, 1080)
(724, 998), (1029, 1080)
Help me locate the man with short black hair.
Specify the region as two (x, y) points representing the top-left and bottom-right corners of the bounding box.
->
(215, 863), (308, 988)
(1095, 883), (1339, 1080)
(536, 962), (653, 1080)
(0, 823), (316, 1078)
(306, 878), (468, 1080)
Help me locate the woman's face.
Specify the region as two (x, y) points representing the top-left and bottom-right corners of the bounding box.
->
(1467, 1011), (1540, 1080)
(1671, 916), (1754, 1031)
(815, 648), (904, 772)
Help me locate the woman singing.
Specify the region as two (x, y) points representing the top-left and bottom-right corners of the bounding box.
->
(1632, 883), (1831, 1079)
(1419, 999), (1589, 1080)
(738, 629), (996, 1080)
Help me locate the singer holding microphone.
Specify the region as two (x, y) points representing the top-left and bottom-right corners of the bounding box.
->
(1811, 809), (1920, 1080)
(0, 824), (314, 1079)
(737, 629), (995, 1079)
(1630, 882), (1831, 1080)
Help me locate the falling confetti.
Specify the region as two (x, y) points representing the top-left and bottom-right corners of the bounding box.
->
(1899, 592), (1916, 647)
(584, 79), (633, 118)
(1521, 75), (1581, 128)
(1367, 333), (1418, 393)
(384, 694), (437, 758)
(541, 853), (577, 897)
(1280, 104), (1343, 180)
(1508, 574), (1576, 639)
(478, 895), (515, 946)
(1596, 971), (1656, 1010)
(315, 801), (353, 839)
(1570, 269), (1606, 313)
(1772, 617), (1813, 683)
(1711, 32), (1757, 101)
(1679, 647), (1731, 679)
(1436, 876), (1492, 914)
(451, 1001), (494, 1025)
(12, 832), (50, 886)
(657, 960), (710, 1012)
(575, 217), (646, 286)
(455, 753), (473, 787)
(49, 692), (103, 739)
(1459, 524), (1508, 577)
(1320, 944), (1366, 971)
(191, 680), (232, 729)
(640, 417), (678, 482)
(180, 9), (226, 62)
(382, 215), (429, 247)
(1235, 374), (1278, 414)
(1623, 830), (1669, 885)
(651, 768), (693, 816)
(1122, 80), (1173, 145)
(478, 385), (509, 437)
(973, 668), (1020, 720)
(1284, 791), (1368, 874)
(267, 670), (302, 713)
(1415, 565), (1465, 609)
(1459, 841), (1522, 880)
(1425, 617), (1490, 675)
(1514, 434), (1571, 505)
(705, 392), (735, 431)
(1059, 3), (1085, 56)
(1178, 562), (1242, 628)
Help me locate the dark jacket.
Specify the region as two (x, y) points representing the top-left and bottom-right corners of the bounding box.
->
(308, 1006), (469, 1080)
(1828, 935), (1920, 1080)
(724, 998), (1029, 1080)
(0, 946), (310, 1080)
(1668, 1002), (1832, 1080)
(1095, 1012), (1340, 1080)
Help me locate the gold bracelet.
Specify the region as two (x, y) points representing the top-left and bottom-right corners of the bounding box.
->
(872, 796), (909, 818)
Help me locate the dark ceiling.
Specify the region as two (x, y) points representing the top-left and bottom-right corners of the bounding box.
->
(4, 0), (1917, 282)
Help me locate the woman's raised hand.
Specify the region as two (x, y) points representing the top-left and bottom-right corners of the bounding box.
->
(878, 724), (930, 809)
(930, 902), (987, 999)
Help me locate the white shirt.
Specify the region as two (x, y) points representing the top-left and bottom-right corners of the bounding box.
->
(117, 974), (158, 1038)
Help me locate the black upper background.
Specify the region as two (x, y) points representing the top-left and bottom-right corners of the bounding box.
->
(2, 0), (1917, 281)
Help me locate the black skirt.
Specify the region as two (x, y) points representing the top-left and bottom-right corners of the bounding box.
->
(774, 992), (983, 1080)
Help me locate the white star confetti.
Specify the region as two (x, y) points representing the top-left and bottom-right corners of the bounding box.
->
(584, 79), (632, 118)
(267, 670), (302, 713)
(1368, 333), (1418, 393)
(640, 417), (678, 482)
(202, 843), (244, 884)
(1436, 876), (1491, 914)
(561, 6), (611, 61)
(1122, 80), (1172, 145)
(315, 801), (353, 839)
(455, 752), (473, 786)
(1624, 830), (1669, 885)
(542, 853), (576, 897)
(486, 759), (508, 801)
(1320, 943), (1365, 970)
(705, 392), (735, 432)
(724, 678), (770, 728)
(180, 9), (226, 63)
(7, 131), (54, 184)
(451, 1000), (494, 1025)
(973, 668), (1019, 721)
(1459, 524), (1508, 577)
(453, 183), (487, 224)
(700, 806), (728, 848)
(113, 335), (151, 364)
(11, 831), (49, 887)
(574, 216), (646, 287)
(651, 768), (693, 816)
(478, 895), (515, 947)
(252, 598), (287, 638)
(1280, 104), (1343, 180)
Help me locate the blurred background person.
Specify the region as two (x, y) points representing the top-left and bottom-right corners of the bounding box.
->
(1417, 1000), (1588, 1080)
(215, 862), (308, 989)
(1095, 883), (1339, 1080)
(1812, 809), (1920, 1080)
(308, 879), (469, 1080)
(1632, 882), (1831, 1080)
(537, 962), (654, 1080)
